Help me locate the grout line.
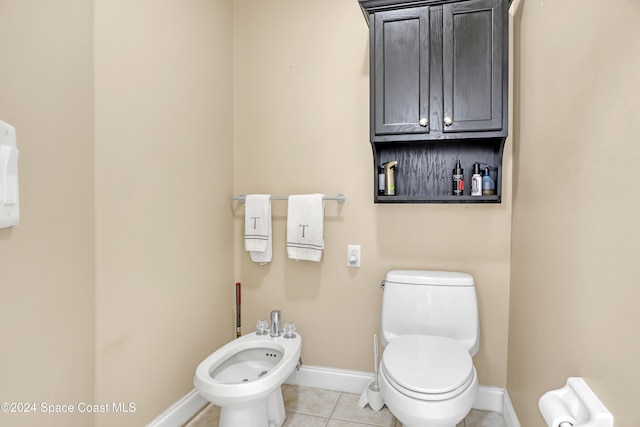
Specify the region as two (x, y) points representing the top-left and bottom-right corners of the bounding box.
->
(326, 391), (342, 421)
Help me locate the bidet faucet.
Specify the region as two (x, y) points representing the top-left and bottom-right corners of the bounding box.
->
(270, 310), (281, 337)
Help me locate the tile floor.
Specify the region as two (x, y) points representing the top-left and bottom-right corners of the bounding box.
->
(184, 385), (507, 427)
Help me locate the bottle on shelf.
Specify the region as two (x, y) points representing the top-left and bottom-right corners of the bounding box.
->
(471, 163), (482, 196)
(452, 159), (464, 196)
(383, 161), (398, 196)
(482, 167), (495, 196)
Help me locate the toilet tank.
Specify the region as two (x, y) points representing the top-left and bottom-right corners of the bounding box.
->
(381, 270), (479, 356)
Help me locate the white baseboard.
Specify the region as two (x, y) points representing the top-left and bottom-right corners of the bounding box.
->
(148, 365), (521, 427)
(502, 389), (521, 427)
(146, 388), (208, 427)
(472, 384), (505, 413)
(284, 364), (375, 394)
(469, 384), (520, 427)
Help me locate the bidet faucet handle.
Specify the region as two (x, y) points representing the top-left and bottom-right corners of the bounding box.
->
(270, 310), (281, 337)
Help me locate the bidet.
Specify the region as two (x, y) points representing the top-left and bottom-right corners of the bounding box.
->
(194, 331), (302, 427)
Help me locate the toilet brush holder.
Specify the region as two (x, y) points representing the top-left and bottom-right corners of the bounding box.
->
(367, 378), (384, 411)
(358, 378), (384, 411)
(357, 334), (384, 411)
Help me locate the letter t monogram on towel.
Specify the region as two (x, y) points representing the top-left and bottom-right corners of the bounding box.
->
(287, 194), (325, 262)
(244, 195), (272, 265)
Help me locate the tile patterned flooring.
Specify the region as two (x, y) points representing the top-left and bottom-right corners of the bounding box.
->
(184, 385), (507, 427)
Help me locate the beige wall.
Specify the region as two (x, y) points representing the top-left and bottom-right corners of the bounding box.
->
(508, 0), (640, 425)
(234, 0), (512, 388)
(0, 1), (95, 426)
(1, 1), (234, 426)
(94, 1), (234, 426)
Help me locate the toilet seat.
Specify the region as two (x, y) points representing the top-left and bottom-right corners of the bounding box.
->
(381, 335), (474, 401)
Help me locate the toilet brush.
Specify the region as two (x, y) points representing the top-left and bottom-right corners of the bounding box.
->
(358, 334), (384, 411)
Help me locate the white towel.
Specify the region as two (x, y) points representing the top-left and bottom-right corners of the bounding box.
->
(287, 194), (325, 262)
(244, 195), (272, 264)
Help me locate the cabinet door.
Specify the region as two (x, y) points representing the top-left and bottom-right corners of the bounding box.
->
(442, 0), (504, 133)
(373, 7), (430, 138)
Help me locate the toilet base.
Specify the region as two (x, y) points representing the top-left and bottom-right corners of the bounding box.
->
(380, 366), (478, 427)
(218, 387), (286, 427)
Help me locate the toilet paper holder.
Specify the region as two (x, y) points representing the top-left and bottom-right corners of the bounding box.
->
(539, 377), (613, 427)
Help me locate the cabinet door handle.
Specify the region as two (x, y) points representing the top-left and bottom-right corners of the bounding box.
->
(419, 118), (428, 127)
(444, 117), (453, 126)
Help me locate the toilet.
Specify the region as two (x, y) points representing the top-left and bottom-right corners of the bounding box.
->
(378, 270), (480, 427)
(193, 331), (302, 427)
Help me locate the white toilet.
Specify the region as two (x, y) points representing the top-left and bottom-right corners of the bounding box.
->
(378, 270), (480, 427)
(193, 331), (302, 427)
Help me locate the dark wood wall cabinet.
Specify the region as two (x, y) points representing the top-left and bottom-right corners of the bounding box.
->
(359, 0), (509, 203)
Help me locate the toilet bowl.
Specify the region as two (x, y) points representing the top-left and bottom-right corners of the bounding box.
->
(378, 335), (478, 427)
(193, 332), (302, 427)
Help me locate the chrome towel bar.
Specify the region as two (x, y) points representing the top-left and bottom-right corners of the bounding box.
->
(233, 194), (346, 203)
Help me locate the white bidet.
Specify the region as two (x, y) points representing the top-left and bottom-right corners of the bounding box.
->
(194, 332), (302, 427)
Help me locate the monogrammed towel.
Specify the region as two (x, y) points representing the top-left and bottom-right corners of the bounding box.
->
(287, 194), (325, 262)
(244, 194), (272, 264)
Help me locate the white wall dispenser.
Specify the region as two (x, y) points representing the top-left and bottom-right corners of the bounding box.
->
(0, 120), (19, 229)
(539, 377), (613, 427)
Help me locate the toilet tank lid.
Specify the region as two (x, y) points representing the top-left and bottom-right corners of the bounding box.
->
(385, 270), (474, 286)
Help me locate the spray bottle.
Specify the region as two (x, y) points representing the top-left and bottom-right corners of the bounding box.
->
(452, 159), (464, 196)
(471, 163), (482, 196)
(383, 161), (398, 196)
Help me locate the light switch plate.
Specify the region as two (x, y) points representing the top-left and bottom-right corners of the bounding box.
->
(347, 244), (361, 268)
